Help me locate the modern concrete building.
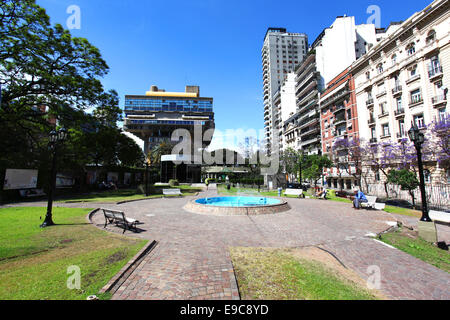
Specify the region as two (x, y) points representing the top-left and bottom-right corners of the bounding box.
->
(262, 28), (308, 156)
(314, 16), (379, 87)
(273, 73), (297, 153)
(124, 85), (215, 182)
(283, 53), (322, 155)
(352, 0), (449, 197)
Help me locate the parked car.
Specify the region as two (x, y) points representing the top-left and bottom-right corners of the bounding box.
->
(287, 183), (302, 189)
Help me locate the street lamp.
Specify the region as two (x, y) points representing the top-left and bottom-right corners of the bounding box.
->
(145, 157), (151, 197)
(41, 128), (68, 228)
(408, 124), (431, 222)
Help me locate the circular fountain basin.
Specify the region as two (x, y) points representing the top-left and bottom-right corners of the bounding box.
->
(184, 196), (291, 216)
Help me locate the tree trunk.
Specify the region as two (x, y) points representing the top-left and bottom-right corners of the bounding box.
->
(410, 191), (416, 210)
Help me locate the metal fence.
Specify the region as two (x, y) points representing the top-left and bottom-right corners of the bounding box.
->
(366, 183), (450, 211)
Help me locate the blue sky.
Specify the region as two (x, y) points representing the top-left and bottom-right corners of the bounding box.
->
(37, 0), (431, 149)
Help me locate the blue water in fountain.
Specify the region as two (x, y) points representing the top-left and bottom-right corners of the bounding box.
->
(195, 197), (281, 207)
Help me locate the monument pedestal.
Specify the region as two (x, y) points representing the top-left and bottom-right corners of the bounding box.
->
(418, 221), (437, 243)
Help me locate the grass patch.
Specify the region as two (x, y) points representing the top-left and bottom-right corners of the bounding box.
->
(379, 229), (449, 273)
(230, 247), (379, 300)
(0, 207), (147, 300)
(383, 206), (422, 218)
(57, 186), (202, 203)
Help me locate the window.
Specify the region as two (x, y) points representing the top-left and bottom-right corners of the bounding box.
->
(414, 114), (425, 128)
(410, 89), (422, 104)
(424, 170), (431, 183)
(407, 43), (415, 56)
(375, 171), (381, 181)
(382, 124), (390, 137)
(396, 97), (402, 110)
(366, 71), (371, 80)
(447, 169), (450, 184)
(371, 127), (376, 139)
(380, 102), (386, 114)
(377, 63), (384, 74)
(391, 54), (397, 65)
(409, 65), (418, 78)
(399, 120), (405, 136)
(438, 108), (447, 121)
(426, 30), (436, 44)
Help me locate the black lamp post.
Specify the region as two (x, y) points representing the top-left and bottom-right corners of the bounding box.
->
(41, 128), (68, 228)
(145, 157), (151, 197)
(408, 124), (431, 222)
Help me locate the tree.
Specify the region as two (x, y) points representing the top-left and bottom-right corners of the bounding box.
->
(387, 169), (420, 209)
(331, 137), (365, 191)
(0, 0), (112, 168)
(427, 113), (450, 168)
(150, 142), (174, 166)
(280, 148), (308, 183)
(303, 154), (332, 187)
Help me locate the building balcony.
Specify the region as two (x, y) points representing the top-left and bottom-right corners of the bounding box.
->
(333, 105), (345, 114)
(369, 138), (378, 144)
(431, 95), (447, 107)
(397, 132), (408, 140)
(392, 86), (402, 96)
(366, 98), (374, 107)
(368, 118), (376, 126)
(378, 112), (389, 119)
(406, 74), (420, 84)
(376, 90), (387, 98)
(394, 108), (405, 117)
(428, 66), (443, 80)
(409, 96), (423, 107)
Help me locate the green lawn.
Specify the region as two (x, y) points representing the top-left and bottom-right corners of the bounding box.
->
(379, 229), (450, 273)
(58, 185), (202, 203)
(230, 247), (379, 300)
(383, 205), (422, 218)
(0, 207), (147, 300)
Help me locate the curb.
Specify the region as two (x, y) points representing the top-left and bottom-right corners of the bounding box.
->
(99, 240), (158, 295)
(116, 192), (200, 205)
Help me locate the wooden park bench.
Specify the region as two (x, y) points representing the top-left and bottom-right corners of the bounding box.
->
(284, 189), (303, 197)
(162, 189), (182, 197)
(102, 209), (139, 233)
(360, 196), (386, 210)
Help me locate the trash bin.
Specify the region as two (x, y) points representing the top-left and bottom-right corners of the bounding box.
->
(278, 187), (282, 197)
(227, 184), (231, 190)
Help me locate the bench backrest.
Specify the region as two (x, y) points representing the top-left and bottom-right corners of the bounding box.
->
(163, 189), (181, 194)
(103, 209), (125, 221)
(366, 196), (377, 203)
(285, 189), (303, 195)
(429, 210), (450, 223)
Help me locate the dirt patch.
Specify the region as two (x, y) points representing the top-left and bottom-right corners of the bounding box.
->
(288, 247), (387, 300)
(105, 249), (128, 265)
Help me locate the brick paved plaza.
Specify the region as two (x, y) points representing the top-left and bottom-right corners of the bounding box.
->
(6, 186), (449, 300)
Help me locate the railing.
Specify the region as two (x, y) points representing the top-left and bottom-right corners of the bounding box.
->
(366, 98), (374, 106)
(394, 108), (405, 116)
(378, 112), (389, 118)
(431, 95), (446, 105)
(428, 66), (443, 78)
(392, 85), (402, 95)
(410, 95), (423, 106)
(368, 118), (376, 125)
(369, 138), (378, 144)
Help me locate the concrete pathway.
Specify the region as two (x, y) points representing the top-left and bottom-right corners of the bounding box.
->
(3, 188), (449, 300)
(87, 189), (450, 300)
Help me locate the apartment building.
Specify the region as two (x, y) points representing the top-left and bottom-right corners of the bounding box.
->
(314, 16), (379, 87)
(262, 28), (308, 156)
(273, 73), (297, 153)
(283, 53), (322, 155)
(320, 68), (360, 190)
(353, 0), (449, 191)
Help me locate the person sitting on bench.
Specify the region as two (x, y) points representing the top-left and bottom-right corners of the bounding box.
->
(315, 187), (328, 199)
(351, 188), (368, 210)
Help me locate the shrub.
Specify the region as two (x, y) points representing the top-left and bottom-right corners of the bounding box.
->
(169, 179), (179, 187)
